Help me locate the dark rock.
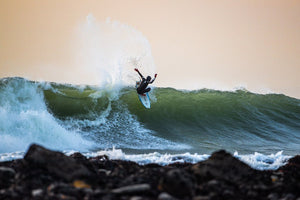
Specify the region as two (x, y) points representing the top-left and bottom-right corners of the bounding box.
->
(0, 145), (299, 200)
(24, 144), (97, 182)
(70, 152), (88, 161)
(278, 155), (300, 178)
(167, 162), (193, 168)
(0, 188), (19, 200)
(47, 182), (80, 196)
(276, 155), (300, 197)
(0, 167), (15, 188)
(31, 188), (44, 197)
(129, 196), (143, 200)
(98, 169), (111, 176)
(158, 192), (177, 200)
(193, 195), (211, 200)
(111, 183), (151, 195)
(159, 169), (195, 198)
(222, 189), (234, 198)
(281, 193), (296, 200)
(247, 190), (258, 198)
(89, 154), (109, 161)
(109, 160), (142, 178)
(286, 155), (300, 165)
(268, 193), (279, 200)
(190, 150), (256, 182)
(144, 163), (161, 168)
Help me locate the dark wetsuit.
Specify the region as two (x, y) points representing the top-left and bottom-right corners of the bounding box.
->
(136, 71), (156, 95)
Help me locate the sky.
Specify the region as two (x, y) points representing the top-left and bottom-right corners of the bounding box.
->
(0, 0), (299, 98)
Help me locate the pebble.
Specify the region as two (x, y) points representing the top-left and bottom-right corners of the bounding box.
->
(130, 196), (144, 200)
(268, 193), (279, 200)
(193, 195), (211, 200)
(158, 192), (177, 200)
(111, 184), (151, 194)
(0, 166), (16, 176)
(280, 193), (296, 200)
(32, 189), (43, 197)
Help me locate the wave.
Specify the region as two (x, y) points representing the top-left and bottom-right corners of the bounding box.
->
(0, 77), (300, 155)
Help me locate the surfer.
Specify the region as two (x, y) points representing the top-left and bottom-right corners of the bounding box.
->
(134, 68), (157, 96)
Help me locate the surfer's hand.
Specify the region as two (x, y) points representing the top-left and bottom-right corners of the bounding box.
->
(134, 68), (139, 72)
(154, 74), (157, 78)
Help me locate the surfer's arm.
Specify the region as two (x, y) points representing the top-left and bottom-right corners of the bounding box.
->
(134, 68), (144, 79)
(150, 74), (157, 84)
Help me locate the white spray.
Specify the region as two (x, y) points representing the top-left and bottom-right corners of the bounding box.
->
(73, 14), (156, 92)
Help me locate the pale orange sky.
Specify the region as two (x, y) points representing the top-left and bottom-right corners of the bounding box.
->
(0, 0), (299, 98)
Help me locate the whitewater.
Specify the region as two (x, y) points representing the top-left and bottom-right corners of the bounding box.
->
(0, 77), (299, 170)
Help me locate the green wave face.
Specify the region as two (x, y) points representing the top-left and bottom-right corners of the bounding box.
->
(123, 88), (300, 152)
(42, 81), (300, 153)
(44, 88), (109, 119)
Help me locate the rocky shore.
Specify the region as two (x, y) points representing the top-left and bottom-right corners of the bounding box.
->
(0, 144), (299, 200)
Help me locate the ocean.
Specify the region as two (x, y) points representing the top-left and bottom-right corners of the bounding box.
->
(0, 77), (299, 170)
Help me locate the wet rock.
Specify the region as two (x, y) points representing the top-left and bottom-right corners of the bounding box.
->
(222, 189), (234, 198)
(98, 169), (111, 176)
(32, 188), (43, 197)
(280, 193), (296, 200)
(268, 193), (279, 200)
(0, 167), (15, 188)
(193, 195), (211, 200)
(70, 152), (88, 162)
(109, 160), (142, 178)
(190, 150), (256, 182)
(24, 144), (97, 182)
(247, 190), (258, 198)
(158, 192), (177, 200)
(111, 183), (151, 195)
(1, 145), (299, 199)
(47, 182), (83, 198)
(277, 155), (300, 197)
(0, 189), (18, 200)
(130, 196), (144, 200)
(86, 188), (106, 199)
(278, 155), (300, 177)
(159, 169), (195, 198)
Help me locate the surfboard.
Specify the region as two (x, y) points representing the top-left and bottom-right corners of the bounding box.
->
(136, 82), (151, 109)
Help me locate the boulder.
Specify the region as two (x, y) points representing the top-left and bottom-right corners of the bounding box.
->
(24, 144), (96, 182)
(190, 150), (255, 182)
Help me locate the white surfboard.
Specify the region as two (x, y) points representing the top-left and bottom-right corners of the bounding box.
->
(136, 82), (151, 109)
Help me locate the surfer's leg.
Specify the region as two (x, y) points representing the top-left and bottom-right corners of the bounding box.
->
(139, 88), (150, 96)
(144, 88), (151, 93)
(137, 88), (143, 94)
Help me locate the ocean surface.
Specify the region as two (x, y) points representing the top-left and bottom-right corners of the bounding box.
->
(0, 77), (299, 170)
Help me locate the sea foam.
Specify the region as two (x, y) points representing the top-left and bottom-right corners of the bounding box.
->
(0, 148), (290, 171)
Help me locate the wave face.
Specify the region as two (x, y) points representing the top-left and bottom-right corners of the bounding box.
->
(1, 77), (300, 156)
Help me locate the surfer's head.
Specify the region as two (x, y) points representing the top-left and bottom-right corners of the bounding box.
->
(146, 76), (151, 81)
